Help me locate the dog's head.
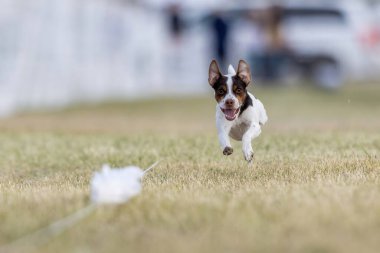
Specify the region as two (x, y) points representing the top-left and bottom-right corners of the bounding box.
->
(208, 60), (252, 121)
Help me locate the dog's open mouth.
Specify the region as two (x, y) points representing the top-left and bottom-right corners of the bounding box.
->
(221, 108), (240, 121)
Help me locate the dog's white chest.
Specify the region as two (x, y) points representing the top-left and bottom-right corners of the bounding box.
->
(229, 121), (250, 141)
(226, 94), (267, 141)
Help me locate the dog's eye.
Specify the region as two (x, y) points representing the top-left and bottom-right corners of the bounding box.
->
(235, 88), (242, 93)
(217, 89), (225, 95)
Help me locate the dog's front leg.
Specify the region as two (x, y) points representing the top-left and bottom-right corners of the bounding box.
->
(242, 123), (261, 162)
(216, 118), (233, 156)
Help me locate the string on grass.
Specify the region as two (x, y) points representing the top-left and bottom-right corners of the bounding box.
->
(0, 161), (160, 253)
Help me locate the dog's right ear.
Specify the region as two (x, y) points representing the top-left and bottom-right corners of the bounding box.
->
(208, 60), (221, 87)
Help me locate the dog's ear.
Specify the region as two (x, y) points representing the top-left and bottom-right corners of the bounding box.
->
(208, 60), (221, 87)
(237, 60), (251, 86)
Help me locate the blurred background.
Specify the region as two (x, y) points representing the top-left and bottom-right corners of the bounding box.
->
(1, 0), (380, 117)
(2, 2), (380, 252)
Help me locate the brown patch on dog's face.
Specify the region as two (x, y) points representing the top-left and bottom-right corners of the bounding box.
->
(212, 76), (228, 103)
(232, 76), (248, 106)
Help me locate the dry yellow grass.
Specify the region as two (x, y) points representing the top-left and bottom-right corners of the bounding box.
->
(0, 84), (379, 253)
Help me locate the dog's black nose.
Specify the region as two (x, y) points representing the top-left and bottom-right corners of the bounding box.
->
(225, 99), (235, 107)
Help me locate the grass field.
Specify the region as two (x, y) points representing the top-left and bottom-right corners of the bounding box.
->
(0, 84), (379, 253)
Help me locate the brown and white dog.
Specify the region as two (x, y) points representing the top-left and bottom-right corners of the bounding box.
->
(208, 60), (268, 162)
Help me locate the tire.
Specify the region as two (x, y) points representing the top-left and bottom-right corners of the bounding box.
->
(311, 60), (343, 89)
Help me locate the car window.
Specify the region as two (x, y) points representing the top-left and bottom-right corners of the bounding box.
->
(283, 8), (346, 26)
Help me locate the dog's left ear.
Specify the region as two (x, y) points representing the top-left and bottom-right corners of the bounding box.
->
(237, 60), (251, 86)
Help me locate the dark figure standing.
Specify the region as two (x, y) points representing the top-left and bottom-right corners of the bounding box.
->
(263, 5), (290, 80)
(167, 4), (184, 43)
(210, 12), (230, 67)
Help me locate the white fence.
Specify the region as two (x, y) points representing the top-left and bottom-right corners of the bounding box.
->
(0, 0), (210, 116)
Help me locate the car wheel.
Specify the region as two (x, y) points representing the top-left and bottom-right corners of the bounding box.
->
(312, 60), (343, 89)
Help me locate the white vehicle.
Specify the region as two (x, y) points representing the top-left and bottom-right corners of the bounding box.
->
(280, 0), (380, 87)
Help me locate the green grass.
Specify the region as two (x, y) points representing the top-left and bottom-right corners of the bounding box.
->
(0, 84), (380, 253)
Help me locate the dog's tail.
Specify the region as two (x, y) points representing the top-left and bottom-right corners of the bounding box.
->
(228, 65), (236, 75)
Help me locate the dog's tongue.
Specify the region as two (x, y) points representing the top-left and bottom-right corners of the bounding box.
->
(224, 109), (237, 120)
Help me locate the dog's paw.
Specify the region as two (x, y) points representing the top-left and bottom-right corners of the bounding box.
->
(223, 147), (234, 156)
(243, 149), (254, 162)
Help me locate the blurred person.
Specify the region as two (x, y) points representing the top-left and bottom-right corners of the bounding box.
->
(253, 5), (292, 82)
(245, 10), (268, 80)
(266, 6), (285, 51)
(263, 5), (288, 81)
(167, 3), (184, 43)
(165, 3), (186, 84)
(209, 11), (230, 68)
